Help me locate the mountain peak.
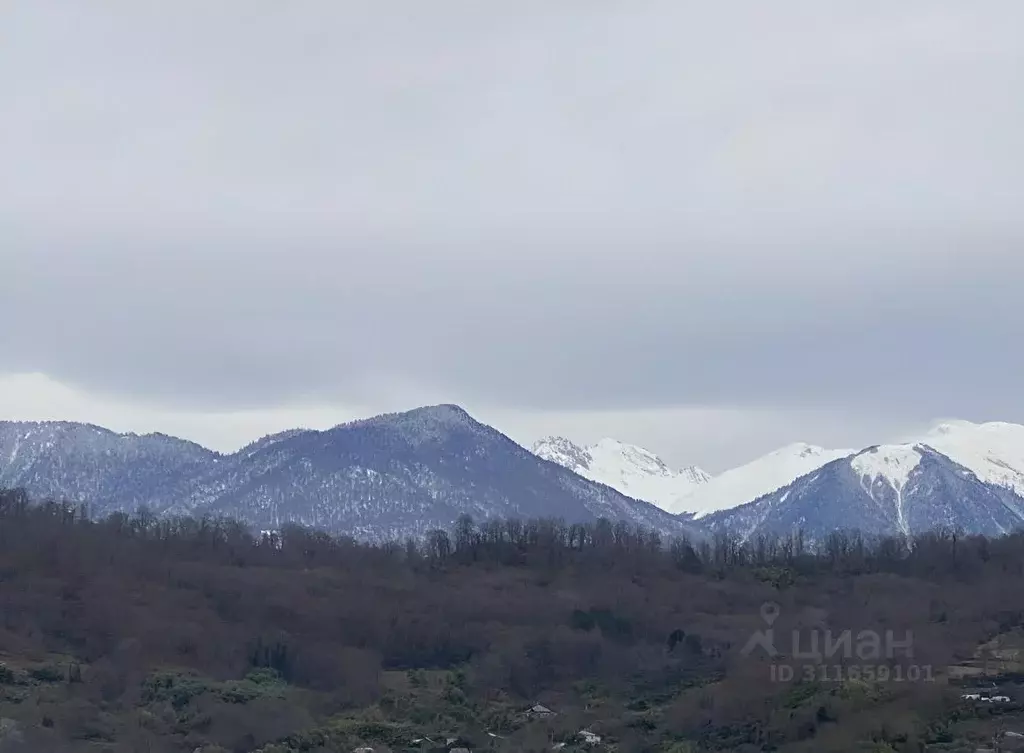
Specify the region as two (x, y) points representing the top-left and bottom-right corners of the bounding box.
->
(850, 443), (924, 492)
(916, 419), (1024, 495)
(533, 435), (583, 451)
(395, 403), (472, 421)
(589, 438), (673, 477)
(535, 436), (710, 512)
(679, 465), (714, 484)
(532, 436), (592, 472)
(328, 403), (488, 448)
(341, 403), (475, 429)
(420, 402), (468, 414)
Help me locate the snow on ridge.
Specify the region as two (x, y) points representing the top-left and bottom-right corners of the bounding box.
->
(538, 420), (1024, 521)
(919, 419), (1024, 495)
(850, 444), (923, 491)
(677, 421), (1024, 521)
(673, 443), (856, 518)
(533, 436), (711, 512)
(767, 442), (829, 458)
(849, 444), (925, 537)
(537, 434), (855, 519)
(589, 437), (673, 478)
(531, 436), (593, 473)
(680, 465), (714, 484)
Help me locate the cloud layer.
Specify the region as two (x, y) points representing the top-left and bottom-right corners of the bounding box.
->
(3, 2), (1023, 465)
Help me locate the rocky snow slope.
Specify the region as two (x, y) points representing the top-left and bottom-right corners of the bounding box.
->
(532, 436), (710, 513)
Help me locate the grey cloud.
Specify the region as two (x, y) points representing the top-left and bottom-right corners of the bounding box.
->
(2, 2), (1023, 427)
(5, 241), (1022, 423)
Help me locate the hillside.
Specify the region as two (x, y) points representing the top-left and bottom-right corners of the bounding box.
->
(1, 488), (1024, 752)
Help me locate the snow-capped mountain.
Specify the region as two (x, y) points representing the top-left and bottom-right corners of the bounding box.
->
(531, 436), (711, 513)
(0, 407), (704, 541)
(704, 442), (1024, 542)
(668, 420), (1024, 520)
(669, 442), (855, 518)
(919, 420), (1024, 496)
(6, 410), (1024, 544)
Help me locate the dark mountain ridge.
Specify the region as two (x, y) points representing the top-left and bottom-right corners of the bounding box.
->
(0, 406), (703, 541)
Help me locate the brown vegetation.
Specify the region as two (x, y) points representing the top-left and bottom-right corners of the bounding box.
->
(1, 487), (1024, 751)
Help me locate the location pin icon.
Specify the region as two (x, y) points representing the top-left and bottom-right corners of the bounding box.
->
(760, 601), (781, 626)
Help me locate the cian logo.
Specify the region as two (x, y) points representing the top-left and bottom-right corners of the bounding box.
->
(741, 601), (780, 657)
(740, 601), (931, 683)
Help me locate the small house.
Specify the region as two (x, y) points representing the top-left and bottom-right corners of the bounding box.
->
(527, 703), (556, 719)
(578, 729), (602, 745)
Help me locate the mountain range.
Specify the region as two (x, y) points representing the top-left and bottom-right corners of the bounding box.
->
(0, 405), (702, 541)
(703, 439), (1024, 542)
(533, 436), (855, 518)
(3, 406), (1024, 543)
(531, 421), (1024, 541)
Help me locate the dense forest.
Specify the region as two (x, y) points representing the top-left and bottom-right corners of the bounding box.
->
(1, 487), (1024, 752)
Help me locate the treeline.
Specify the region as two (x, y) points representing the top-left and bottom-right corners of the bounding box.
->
(1, 487), (1015, 581)
(426, 513), (1019, 580)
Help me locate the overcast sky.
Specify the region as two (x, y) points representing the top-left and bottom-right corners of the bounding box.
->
(2, 2), (1023, 472)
